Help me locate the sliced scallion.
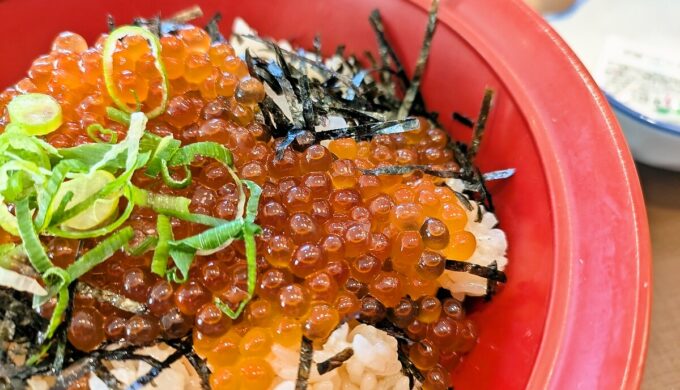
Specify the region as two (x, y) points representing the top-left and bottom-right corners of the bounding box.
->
(16, 198), (53, 274)
(151, 215), (173, 277)
(103, 26), (168, 119)
(86, 123), (118, 144)
(125, 235), (158, 256)
(65, 226), (134, 280)
(7, 93), (63, 136)
(43, 287), (68, 340)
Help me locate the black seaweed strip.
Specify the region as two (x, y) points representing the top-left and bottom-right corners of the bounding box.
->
(361, 164), (461, 178)
(452, 112), (475, 128)
(237, 34), (368, 103)
(398, 0), (440, 119)
(316, 348), (354, 375)
(314, 117), (418, 142)
(94, 360), (124, 389)
(251, 61), (282, 92)
(445, 259), (507, 283)
(295, 336), (313, 390)
(475, 167), (495, 213)
(299, 75), (317, 128)
(484, 261), (500, 301)
(467, 88), (494, 162)
(244, 49), (261, 85)
(185, 350), (211, 390)
(453, 190), (474, 211)
(397, 346), (425, 384)
(369, 10), (408, 88)
(164, 338), (210, 390)
(335, 44), (346, 57)
(260, 96), (292, 138)
(373, 319), (412, 344)
(51, 356), (99, 390)
(327, 105), (387, 122)
(271, 46), (306, 132)
(124, 347), (185, 390)
(204, 12), (224, 43)
(368, 9), (430, 114)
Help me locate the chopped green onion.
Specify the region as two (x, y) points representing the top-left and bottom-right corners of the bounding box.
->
(0, 159), (51, 202)
(167, 141), (234, 168)
(89, 112), (147, 174)
(0, 129), (53, 169)
(106, 106), (131, 125)
(168, 248), (195, 283)
(16, 198), (53, 274)
(242, 180), (262, 223)
(103, 26), (169, 119)
(56, 143), (125, 170)
(146, 135), (181, 177)
(215, 225), (258, 319)
(25, 339), (54, 366)
(7, 93), (63, 135)
(129, 185), (227, 226)
(0, 243), (29, 272)
(151, 215), (173, 277)
(43, 287), (68, 340)
(125, 235), (158, 256)
(52, 191), (74, 224)
(171, 219), (244, 254)
(86, 124), (118, 144)
(42, 266), (72, 292)
(65, 226), (134, 280)
(161, 161), (192, 189)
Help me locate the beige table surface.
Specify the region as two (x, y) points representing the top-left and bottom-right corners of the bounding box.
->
(638, 164), (680, 390)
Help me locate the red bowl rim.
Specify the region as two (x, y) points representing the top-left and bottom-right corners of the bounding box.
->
(405, 0), (652, 388)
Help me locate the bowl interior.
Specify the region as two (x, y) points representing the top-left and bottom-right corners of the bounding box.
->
(0, 1), (649, 390)
(0, 1), (552, 389)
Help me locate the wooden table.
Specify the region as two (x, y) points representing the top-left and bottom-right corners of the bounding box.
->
(638, 164), (680, 389)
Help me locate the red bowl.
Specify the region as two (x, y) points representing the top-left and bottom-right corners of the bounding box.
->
(0, 0), (651, 389)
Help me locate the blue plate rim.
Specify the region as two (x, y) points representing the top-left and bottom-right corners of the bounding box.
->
(604, 92), (680, 137)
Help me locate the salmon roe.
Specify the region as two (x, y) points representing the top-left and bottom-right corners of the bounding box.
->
(0, 26), (481, 387)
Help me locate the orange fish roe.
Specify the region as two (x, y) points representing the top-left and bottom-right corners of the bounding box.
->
(0, 25), (482, 389)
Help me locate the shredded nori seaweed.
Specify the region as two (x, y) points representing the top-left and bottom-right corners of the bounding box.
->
(445, 259), (507, 283)
(316, 348), (354, 375)
(467, 88), (494, 162)
(204, 12), (224, 43)
(397, 0), (440, 119)
(452, 112), (475, 128)
(295, 336), (314, 390)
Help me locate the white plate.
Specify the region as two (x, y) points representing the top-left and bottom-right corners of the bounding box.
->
(549, 0), (680, 170)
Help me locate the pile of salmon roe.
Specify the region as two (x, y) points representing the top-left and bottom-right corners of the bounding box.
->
(0, 26), (479, 390)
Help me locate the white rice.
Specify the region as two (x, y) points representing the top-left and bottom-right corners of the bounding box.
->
(438, 179), (509, 299)
(267, 324), (409, 390)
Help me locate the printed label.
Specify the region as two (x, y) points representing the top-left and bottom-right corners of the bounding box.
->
(597, 37), (680, 125)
